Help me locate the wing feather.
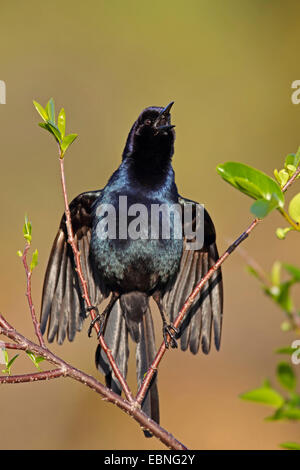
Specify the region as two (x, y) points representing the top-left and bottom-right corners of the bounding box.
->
(162, 196), (223, 354)
(41, 190), (108, 343)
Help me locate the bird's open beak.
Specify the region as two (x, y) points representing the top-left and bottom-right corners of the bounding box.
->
(153, 101), (175, 132)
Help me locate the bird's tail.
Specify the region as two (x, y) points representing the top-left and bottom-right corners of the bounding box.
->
(135, 302), (159, 436)
(95, 292), (159, 437)
(95, 299), (129, 395)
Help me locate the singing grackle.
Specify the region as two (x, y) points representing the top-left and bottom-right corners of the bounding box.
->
(41, 102), (223, 435)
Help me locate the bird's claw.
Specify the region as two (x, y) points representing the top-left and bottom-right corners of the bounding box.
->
(86, 306), (104, 338)
(163, 323), (179, 349)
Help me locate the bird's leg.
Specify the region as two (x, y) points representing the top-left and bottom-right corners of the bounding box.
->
(153, 294), (179, 349)
(87, 292), (120, 339)
(161, 314), (179, 349)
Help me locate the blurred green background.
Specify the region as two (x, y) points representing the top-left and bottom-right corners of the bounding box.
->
(1, 0), (300, 450)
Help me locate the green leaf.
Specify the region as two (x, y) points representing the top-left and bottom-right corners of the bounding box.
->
(17, 250), (22, 257)
(38, 122), (52, 133)
(245, 265), (260, 281)
(239, 384), (284, 408)
(265, 281), (294, 313)
(280, 442), (300, 450)
(217, 162), (284, 213)
(277, 362), (296, 391)
(282, 407), (300, 420)
(26, 351), (35, 362)
(271, 261), (281, 286)
(289, 392), (300, 407)
(285, 149), (300, 170)
(39, 121), (62, 142)
(250, 195), (279, 218)
(45, 98), (55, 124)
(279, 170), (289, 186)
(262, 378), (271, 388)
(23, 215), (31, 235)
(268, 404), (300, 421)
(281, 321), (292, 332)
(286, 164), (296, 174)
(283, 263), (300, 281)
(35, 356), (45, 364)
(30, 249), (38, 271)
(295, 147), (300, 165)
(3, 354), (19, 375)
(3, 349), (8, 366)
(57, 108), (66, 140)
(26, 351), (44, 370)
(47, 121), (62, 143)
(275, 346), (298, 355)
(276, 227), (293, 240)
(274, 169), (289, 188)
(61, 133), (78, 155)
(288, 193), (300, 223)
(33, 100), (48, 121)
(23, 215), (32, 243)
(7, 354), (19, 369)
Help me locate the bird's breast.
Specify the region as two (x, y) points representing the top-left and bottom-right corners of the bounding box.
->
(90, 189), (183, 293)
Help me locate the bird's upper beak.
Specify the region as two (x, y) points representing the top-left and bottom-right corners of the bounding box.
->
(153, 101), (175, 132)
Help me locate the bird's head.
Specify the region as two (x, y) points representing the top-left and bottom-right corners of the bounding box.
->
(122, 102), (175, 162)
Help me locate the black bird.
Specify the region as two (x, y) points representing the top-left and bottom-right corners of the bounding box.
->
(41, 102), (223, 434)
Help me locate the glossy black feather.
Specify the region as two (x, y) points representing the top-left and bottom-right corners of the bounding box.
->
(162, 197), (223, 354)
(136, 307), (159, 436)
(95, 299), (129, 395)
(40, 190), (107, 343)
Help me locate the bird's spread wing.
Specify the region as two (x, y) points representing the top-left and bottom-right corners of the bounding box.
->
(41, 190), (108, 344)
(162, 196), (223, 354)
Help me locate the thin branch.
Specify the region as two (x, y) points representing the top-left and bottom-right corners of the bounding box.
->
(59, 157), (133, 403)
(136, 164), (300, 406)
(282, 166), (300, 191)
(0, 314), (186, 450)
(0, 341), (27, 351)
(0, 369), (64, 384)
(22, 243), (46, 348)
(234, 244), (271, 286)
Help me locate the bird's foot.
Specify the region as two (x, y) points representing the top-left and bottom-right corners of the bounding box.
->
(163, 323), (179, 349)
(86, 306), (105, 338)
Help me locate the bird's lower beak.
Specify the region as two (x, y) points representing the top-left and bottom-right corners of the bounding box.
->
(155, 124), (176, 132)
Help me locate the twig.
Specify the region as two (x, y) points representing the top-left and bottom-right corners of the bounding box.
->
(0, 369), (64, 384)
(0, 341), (27, 351)
(136, 164), (300, 406)
(231, 244), (271, 286)
(22, 243), (46, 348)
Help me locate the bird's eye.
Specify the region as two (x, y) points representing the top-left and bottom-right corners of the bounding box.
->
(144, 119), (151, 125)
